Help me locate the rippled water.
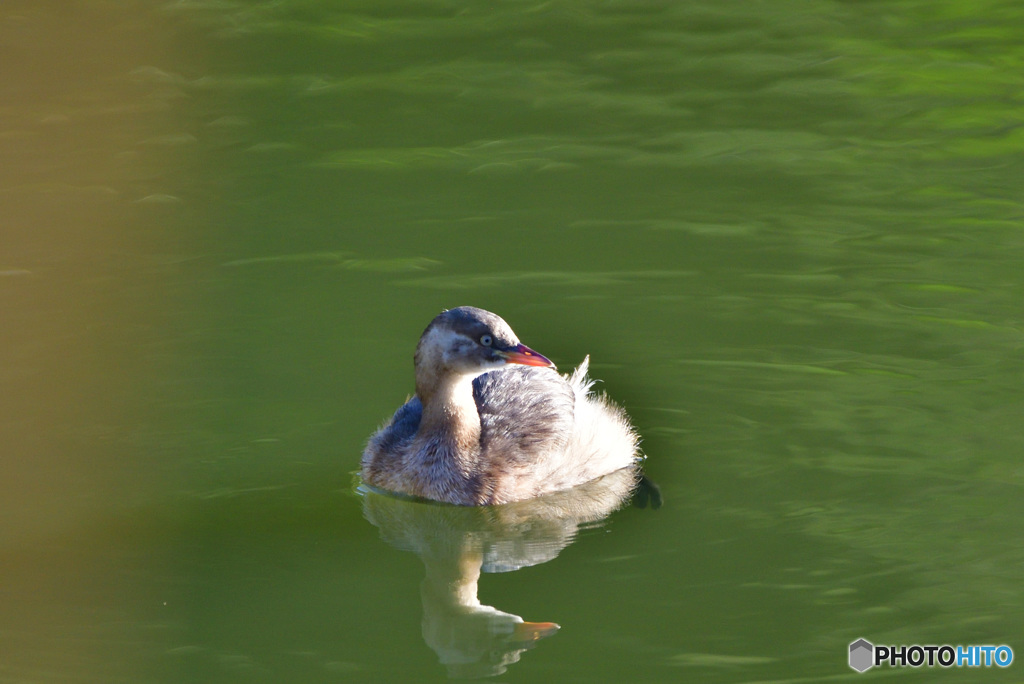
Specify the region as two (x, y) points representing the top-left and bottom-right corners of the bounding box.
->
(2, 1), (1022, 682)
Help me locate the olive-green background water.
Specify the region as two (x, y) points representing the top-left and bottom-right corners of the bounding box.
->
(2, 1), (1022, 682)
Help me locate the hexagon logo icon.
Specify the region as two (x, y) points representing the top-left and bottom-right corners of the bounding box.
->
(849, 638), (874, 672)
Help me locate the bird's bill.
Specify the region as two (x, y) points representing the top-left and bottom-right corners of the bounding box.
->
(508, 620), (560, 644)
(498, 343), (555, 368)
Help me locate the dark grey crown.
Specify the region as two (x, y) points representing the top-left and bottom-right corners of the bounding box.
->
(423, 306), (519, 348)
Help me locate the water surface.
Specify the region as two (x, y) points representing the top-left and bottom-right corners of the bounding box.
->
(2, 1), (1022, 682)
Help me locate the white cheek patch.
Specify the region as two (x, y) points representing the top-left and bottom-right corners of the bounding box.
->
(420, 327), (475, 366)
(447, 334), (475, 359)
(420, 326), (462, 355)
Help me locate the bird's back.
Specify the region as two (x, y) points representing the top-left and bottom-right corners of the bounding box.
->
(474, 367), (574, 457)
(362, 362), (638, 504)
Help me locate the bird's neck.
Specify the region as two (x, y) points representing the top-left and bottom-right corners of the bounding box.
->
(416, 370), (482, 450)
(421, 546), (483, 610)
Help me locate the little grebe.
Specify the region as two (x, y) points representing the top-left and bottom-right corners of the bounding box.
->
(361, 307), (640, 505)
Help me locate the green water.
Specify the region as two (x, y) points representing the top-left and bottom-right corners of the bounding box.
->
(3, 1), (1022, 681)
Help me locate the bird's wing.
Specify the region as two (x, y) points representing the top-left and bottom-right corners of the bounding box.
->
(473, 366), (575, 462)
(370, 395), (422, 453)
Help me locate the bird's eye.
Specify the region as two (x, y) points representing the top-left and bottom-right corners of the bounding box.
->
(480, 334), (492, 347)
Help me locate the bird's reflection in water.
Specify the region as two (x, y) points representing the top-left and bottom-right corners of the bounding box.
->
(359, 466), (638, 678)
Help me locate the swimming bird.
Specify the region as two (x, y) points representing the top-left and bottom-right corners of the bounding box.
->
(361, 306), (640, 505)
